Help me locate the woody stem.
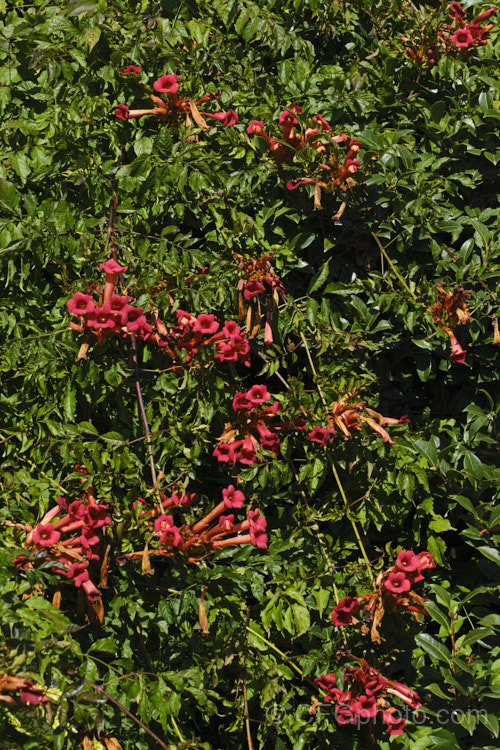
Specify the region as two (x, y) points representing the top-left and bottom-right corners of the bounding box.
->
(300, 332), (375, 586)
(371, 232), (417, 300)
(131, 334), (163, 516)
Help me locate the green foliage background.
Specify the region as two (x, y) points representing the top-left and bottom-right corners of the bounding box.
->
(0, 0), (499, 748)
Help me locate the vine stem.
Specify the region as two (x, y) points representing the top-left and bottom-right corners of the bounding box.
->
(245, 626), (326, 696)
(299, 332), (375, 586)
(24, 458), (67, 495)
(371, 232), (417, 300)
(130, 334), (164, 516)
(315, 531), (348, 647)
(81, 677), (182, 747)
(106, 175), (163, 516)
(243, 608), (255, 750)
(245, 626), (303, 677)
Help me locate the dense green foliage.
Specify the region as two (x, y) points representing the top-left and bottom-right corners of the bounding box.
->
(0, 0), (499, 748)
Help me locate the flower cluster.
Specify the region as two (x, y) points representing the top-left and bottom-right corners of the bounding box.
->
(403, 3), (497, 68)
(447, 2), (497, 49)
(67, 259), (155, 358)
(247, 107), (363, 207)
(315, 657), (422, 736)
(428, 284), (470, 363)
(331, 550), (434, 643)
(121, 485), (267, 566)
(157, 310), (251, 367)
(15, 490), (111, 605)
(214, 385), (297, 466)
(235, 253), (285, 344)
(67, 260), (251, 367)
(247, 104), (311, 167)
(0, 673), (50, 706)
(115, 72), (238, 128)
(308, 391), (407, 446)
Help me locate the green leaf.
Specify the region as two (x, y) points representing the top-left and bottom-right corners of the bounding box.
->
(479, 713), (499, 738)
(463, 451), (483, 480)
(415, 633), (452, 664)
(67, 1), (97, 15)
(291, 604), (310, 636)
(478, 614), (500, 628)
(488, 506), (500, 529)
(424, 601), (451, 631)
(414, 439), (438, 466)
(429, 515), (454, 533)
(85, 27), (101, 52)
(63, 383), (76, 422)
(429, 584), (453, 609)
(308, 260), (330, 294)
(0, 178), (20, 210)
(456, 627), (494, 650)
(430, 101), (446, 124)
(478, 546), (500, 566)
(9, 154), (31, 185)
(454, 710), (477, 735)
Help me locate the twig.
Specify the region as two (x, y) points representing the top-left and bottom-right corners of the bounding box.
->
(130, 334), (163, 516)
(371, 232), (417, 300)
(315, 532), (348, 646)
(299, 332), (375, 585)
(82, 677), (177, 748)
(245, 626), (303, 677)
(243, 608), (255, 750)
(255, 349), (292, 391)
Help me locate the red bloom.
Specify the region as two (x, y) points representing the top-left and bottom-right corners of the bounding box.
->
(335, 704), (358, 725)
(153, 74), (179, 95)
(315, 672), (336, 692)
(232, 392), (251, 410)
(450, 27), (474, 47)
(383, 708), (406, 735)
(449, 332), (467, 363)
(473, 6), (498, 23)
(32, 523), (61, 547)
(246, 384), (270, 406)
(222, 485), (245, 509)
(249, 509), (268, 548)
(395, 549), (420, 573)
(384, 571), (411, 594)
(67, 292), (95, 317)
(19, 685), (50, 706)
(121, 306), (143, 326)
(194, 313), (219, 335)
(201, 109), (239, 126)
(85, 307), (117, 329)
(358, 694), (378, 718)
(237, 436), (258, 465)
(308, 426), (332, 446)
(107, 294), (133, 312)
(99, 259), (128, 278)
(213, 443), (237, 464)
(279, 109), (299, 128)
(312, 113), (330, 131)
(243, 279), (266, 300)
(331, 596), (362, 626)
(344, 158), (360, 173)
(65, 562), (90, 587)
(122, 65), (141, 75)
(155, 515), (182, 546)
(115, 104), (130, 121)
(286, 178), (317, 191)
(247, 120), (266, 134)
(449, 1), (465, 18)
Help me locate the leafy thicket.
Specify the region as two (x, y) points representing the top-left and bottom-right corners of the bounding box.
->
(0, 0), (499, 748)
